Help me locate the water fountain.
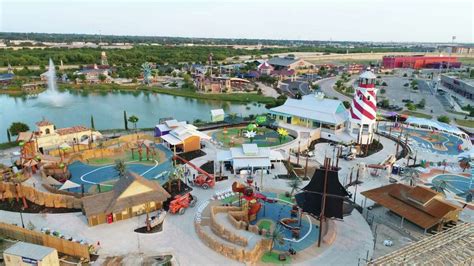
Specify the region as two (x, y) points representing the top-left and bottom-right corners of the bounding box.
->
(38, 58), (70, 107)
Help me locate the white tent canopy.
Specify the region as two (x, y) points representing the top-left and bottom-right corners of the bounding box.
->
(59, 180), (80, 190)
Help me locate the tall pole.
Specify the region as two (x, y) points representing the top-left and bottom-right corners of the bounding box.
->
(318, 157), (330, 248)
(304, 154), (309, 179)
(297, 141), (301, 166)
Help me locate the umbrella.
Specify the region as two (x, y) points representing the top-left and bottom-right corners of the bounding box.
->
(59, 180), (80, 190)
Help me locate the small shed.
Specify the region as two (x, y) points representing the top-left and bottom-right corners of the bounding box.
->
(3, 242), (59, 266)
(210, 109), (225, 122)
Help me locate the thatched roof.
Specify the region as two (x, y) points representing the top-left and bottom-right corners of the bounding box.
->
(82, 172), (171, 217)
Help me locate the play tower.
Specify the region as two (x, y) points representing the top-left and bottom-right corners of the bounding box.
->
(349, 69), (377, 144)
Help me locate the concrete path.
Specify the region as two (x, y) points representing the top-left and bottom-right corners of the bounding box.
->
(257, 82), (280, 98)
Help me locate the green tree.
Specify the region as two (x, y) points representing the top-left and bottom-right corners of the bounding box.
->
(79, 74), (86, 83)
(90, 115), (95, 130)
(128, 115), (139, 132)
(343, 101), (351, 109)
(9, 122), (29, 136)
(437, 115), (450, 124)
(114, 160), (127, 179)
(287, 178), (302, 196)
(266, 227), (284, 252)
(401, 168), (420, 186)
(123, 110), (129, 130)
(417, 99), (426, 109)
(98, 74), (107, 82)
(6, 130), (11, 143)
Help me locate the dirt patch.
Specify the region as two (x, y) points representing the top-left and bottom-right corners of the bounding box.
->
(0, 199), (81, 213)
(134, 223), (163, 234)
(175, 150), (206, 164)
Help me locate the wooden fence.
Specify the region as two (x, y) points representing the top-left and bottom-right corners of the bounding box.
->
(0, 181), (82, 209)
(0, 222), (90, 260)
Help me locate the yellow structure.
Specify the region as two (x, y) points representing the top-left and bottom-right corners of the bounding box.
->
(19, 120), (102, 152)
(82, 172), (170, 226)
(3, 242), (59, 266)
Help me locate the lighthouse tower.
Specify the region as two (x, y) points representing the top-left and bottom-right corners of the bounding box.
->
(349, 69), (377, 144)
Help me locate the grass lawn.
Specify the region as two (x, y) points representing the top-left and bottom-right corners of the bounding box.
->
(0, 141), (19, 150)
(261, 251), (292, 264)
(278, 193), (293, 203)
(455, 119), (474, 128)
(221, 195), (238, 204)
(401, 110), (433, 119)
(258, 219), (274, 231)
(86, 150), (162, 166)
(213, 127), (294, 148)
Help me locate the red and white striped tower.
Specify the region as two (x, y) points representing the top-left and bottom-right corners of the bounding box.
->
(350, 69), (377, 144)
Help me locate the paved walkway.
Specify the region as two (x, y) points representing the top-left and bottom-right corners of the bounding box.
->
(256, 82), (280, 98)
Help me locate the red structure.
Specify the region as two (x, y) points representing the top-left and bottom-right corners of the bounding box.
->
(382, 55), (461, 69)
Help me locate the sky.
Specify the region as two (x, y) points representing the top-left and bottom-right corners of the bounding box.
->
(0, 0), (473, 43)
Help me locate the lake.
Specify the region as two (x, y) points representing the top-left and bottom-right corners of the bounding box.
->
(0, 90), (267, 143)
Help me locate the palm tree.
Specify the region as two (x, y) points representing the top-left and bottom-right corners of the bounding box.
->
(426, 180), (448, 195)
(168, 165), (185, 192)
(277, 128), (289, 144)
(287, 178), (302, 197)
(114, 160), (127, 179)
(266, 227), (284, 252)
(128, 115), (139, 133)
(401, 168), (421, 186)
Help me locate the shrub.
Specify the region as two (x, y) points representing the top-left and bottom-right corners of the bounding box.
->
(437, 115), (451, 124)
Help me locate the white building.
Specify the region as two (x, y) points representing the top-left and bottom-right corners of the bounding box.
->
(210, 109), (225, 122)
(3, 242), (59, 266)
(269, 93), (351, 141)
(216, 144), (284, 174)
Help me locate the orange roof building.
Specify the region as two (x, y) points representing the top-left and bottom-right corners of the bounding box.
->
(362, 184), (461, 231)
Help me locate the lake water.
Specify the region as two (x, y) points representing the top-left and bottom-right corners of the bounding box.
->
(0, 90), (267, 143)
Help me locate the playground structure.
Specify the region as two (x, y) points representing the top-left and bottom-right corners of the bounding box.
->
(130, 139), (157, 161)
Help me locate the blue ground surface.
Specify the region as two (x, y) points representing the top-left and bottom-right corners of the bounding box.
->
(68, 144), (173, 192)
(380, 126), (463, 155)
(432, 174), (473, 195)
(250, 192), (319, 252)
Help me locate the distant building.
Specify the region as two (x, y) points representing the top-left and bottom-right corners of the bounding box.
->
(195, 76), (251, 93)
(74, 64), (114, 83)
(440, 75), (474, 100)
(382, 55), (461, 69)
(438, 45), (474, 55)
(267, 56), (314, 71)
(3, 242), (59, 266)
(17, 120), (102, 152)
(0, 73), (15, 85)
(346, 64), (365, 74)
(210, 109), (225, 122)
(82, 172), (170, 226)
